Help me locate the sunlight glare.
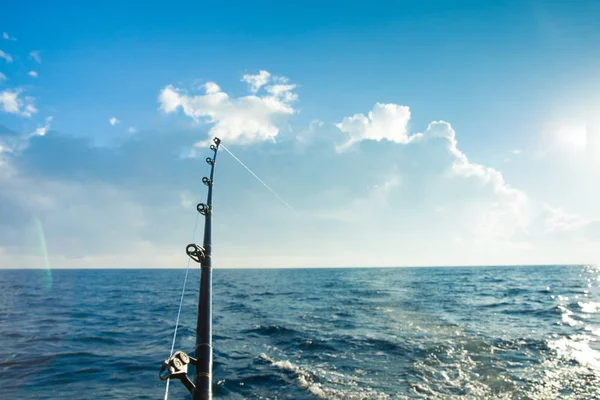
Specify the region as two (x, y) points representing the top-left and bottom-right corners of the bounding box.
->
(555, 124), (587, 152)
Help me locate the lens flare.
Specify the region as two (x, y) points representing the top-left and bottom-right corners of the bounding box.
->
(33, 216), (52, 289)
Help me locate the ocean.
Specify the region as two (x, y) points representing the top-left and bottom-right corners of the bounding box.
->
(1, 265), (599, 399)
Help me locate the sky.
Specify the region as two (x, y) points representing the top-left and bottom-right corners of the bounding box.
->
(1, 0), (599, 268)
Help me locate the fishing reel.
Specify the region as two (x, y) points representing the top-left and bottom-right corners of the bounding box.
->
(159, 350), (197, 394)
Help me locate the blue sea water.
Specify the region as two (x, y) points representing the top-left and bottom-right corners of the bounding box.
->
(1, 266), (600, 399)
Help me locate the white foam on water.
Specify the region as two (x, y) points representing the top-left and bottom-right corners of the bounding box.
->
(527, 336), (600, 400)
(558, 305), (583, 326)
(529, 267), (600, 398)
(578, 301), (600, 313)
(263, 265), (600, 400)
(586, 326), (600, 337)
(548, 335), (600, 371)
(409, 350), (518, 400)
(260, 353), (394, 400)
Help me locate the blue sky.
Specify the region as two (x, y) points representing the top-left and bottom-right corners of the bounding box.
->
(1, 0), (599, 268)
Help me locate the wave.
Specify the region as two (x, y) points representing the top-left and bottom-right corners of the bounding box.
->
(242, 324), (301, 337)
(259, 353), (394, 399)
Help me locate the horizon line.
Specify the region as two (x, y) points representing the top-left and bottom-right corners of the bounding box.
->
(0, 263), (593, 271)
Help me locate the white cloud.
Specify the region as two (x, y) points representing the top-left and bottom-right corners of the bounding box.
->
(427, 120), (529, 241)
(336, 103), (421, 151)
(0, 89), (38, 117)
(318, 173), (401, 222)
(0, 91), (19, 113)
(2, 32), (17, 41)
(31, 116), (53, 137)
(0, 71), (596, 268)
(0, 134), (205, 268)
(29, 51), (41, 64)
(0, 72), (6, 81)
(242, 70), (271, 93)
(28, 71), (38, 78)
(0, 50), (13, 63)
(265, 83), (298, 102)
(204, 81), (220, 94)
(128, 127), (136, 133)
(538, 206), (596, 234)
(23, 103), (38, 117)
(109, 117), (120, 126)
(0, 117), (52, 163)
(334, 104), (530, 244)
(512, 149), (522, 155)
(0, 174), (150, 265)
(514, 205), (600, 250)
(296, 120), (325, 146)
(158, 70), (297, 145)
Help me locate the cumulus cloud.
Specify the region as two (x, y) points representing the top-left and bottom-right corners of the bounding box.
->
(29, 51), (41, 64)
(430, 121), (529, 241)
(1, 71), (597, 268)
(0, 89), (38, 117)
(336, 103), (421, 151)
(28, 71), (38, 78)
(241, 70), (271, 93)
(2, 32), (16, 41)
(0, 50), (13, 63)
(109, 117), (120, 126)
(158, 71), (297, 145)
(427, 121), (525, 199)
(334, 104), (530, 244)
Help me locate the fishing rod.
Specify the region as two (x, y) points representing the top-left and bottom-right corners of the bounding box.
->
(160, 137), (221, 400)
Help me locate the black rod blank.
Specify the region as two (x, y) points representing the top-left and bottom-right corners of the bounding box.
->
(193, 137), (220, 400)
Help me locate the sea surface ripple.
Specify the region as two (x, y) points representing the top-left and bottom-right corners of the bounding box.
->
(1, 265), (600, 399)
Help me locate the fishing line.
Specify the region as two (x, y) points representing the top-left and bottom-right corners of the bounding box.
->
(165, 140), (292, 399)
(220, 144), (296, 213)
(164, 211), (201, 400)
